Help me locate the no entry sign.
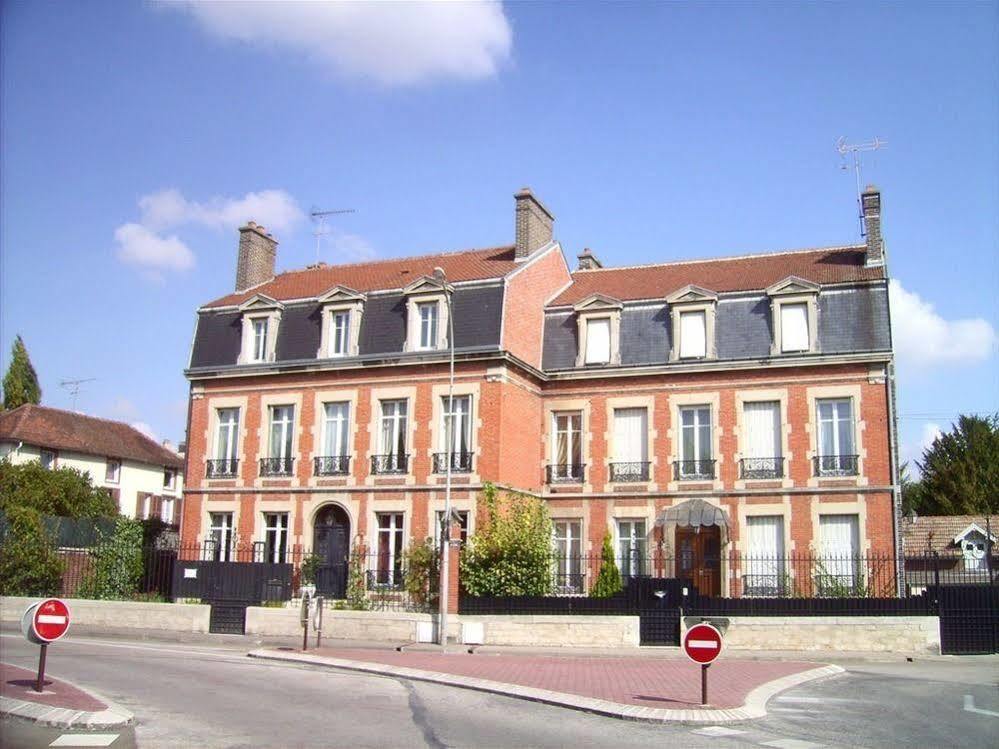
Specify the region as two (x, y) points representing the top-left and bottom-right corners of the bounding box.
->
(21, 599), (71, 644)
(683, 622), (723, 665)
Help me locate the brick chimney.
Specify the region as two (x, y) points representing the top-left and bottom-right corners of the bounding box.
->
(576, 247), (602, 270)
(236, 222), (278, 292)
(861, 185), (884, 267)
(514, 188), (554, 259)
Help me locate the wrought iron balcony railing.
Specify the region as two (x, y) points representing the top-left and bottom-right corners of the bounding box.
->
(610, 461), (651, 482)
(813, 454), (859, 477)
(433, 451), (473, 474)
(546, 463), (585, 484)
(740, 457), (785, 480)
(259, 457), (295, 477)
(313, 455), (350, 476)
(205, 458), (239, 479)
(673, 459), (716, 481)
(370, 454), (409, 475)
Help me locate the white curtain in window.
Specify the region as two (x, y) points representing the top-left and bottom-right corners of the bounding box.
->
(746, 515), (784, 594)
(819, 514), (860, 581)
(613, 408), (647, 461)
(323, 403), (349, 456)
(743, 401), (781, 458)
(780, 303), (809, 352)
(679, 311), (706, 358)
(818, 399), (854, 456)
(585, 318), (611, 364)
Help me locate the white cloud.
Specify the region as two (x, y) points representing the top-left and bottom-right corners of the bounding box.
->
(139, 188), (303, 233)
(325, 229), (377, 263)
(889, 280), (997, 368)
(168, 0), (513, 86)
(131, 421), (159, 442)
(114, 223), (195, 273)
(919, 422), (943, 453)
(111, 397), (140, 420)
(902, 421), (944, 476)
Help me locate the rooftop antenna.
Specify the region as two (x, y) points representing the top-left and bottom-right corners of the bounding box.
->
(59, 378), (96, 411)
(310, 207), (356, 261)
(837, 136), (886, 237)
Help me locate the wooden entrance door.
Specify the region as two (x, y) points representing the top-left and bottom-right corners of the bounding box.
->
(676, 526), (722, 597)
(313, 505), (350, 598)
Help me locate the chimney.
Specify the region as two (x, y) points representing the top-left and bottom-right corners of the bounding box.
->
(514, 188), (554, 259)
(861, 185), (884, 267)
(236, 221), (278, 291)
(576, 247), (602, 270)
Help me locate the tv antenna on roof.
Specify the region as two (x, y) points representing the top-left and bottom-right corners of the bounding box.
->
(310, 207), (356, 261)
(60, 378), (96, 411)
(837, 136), (886, 237)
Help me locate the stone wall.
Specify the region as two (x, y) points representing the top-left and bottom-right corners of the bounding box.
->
(461, 615), (640, 647)
(0, 597), (211, 634)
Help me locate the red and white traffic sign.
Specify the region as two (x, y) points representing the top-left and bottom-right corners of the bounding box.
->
(21, 598), (71, 644)
(683, 622), (723, 665)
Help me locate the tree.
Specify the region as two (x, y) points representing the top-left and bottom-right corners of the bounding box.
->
(590, 531), (623, 598)
(2, 335), (42, 410)
(0, 506), (64, 596)
(77, 517), (144, 600)
(460, 484), (554, 596)
(917, 414), (999, 516)
(900, 461), (926, 516)
(0, 460), (117, 518)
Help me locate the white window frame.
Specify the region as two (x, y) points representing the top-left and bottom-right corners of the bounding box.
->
(40, 449), (57, 469)
(615, 519), (647, 578)
(767, 277), (819, 356)
(263, 512), (289, 564)
(440, 395), (473, 456)
(817, 398), (855, 458)
(163, 468), (177, 490)
(322, 402), (350, 457)
(678, 310), (707, 359)
(330, 310), (350, 357)
(678, 405), (712, 477)
(375, 512), (405, 585)
(379, 399), (409, 470)
(666, 286), (717, 362)
(551, 411), (583, 480)
(417, 301), (439, 350)
(745, 515), (786, 596)
(435, 510), (469, 547)
(105, 458), (121, 484)
(237, 295), (283, 365)
(573, 295), (623, 367)
(268, 405), (295, 461)
(215, 407), (240, 461)
(316, 287), (365, 359)
(584, 317), (611, 364)
(552, 519), (583, 594)
(208, 512), (234, 562)
(252, 317), (269, 361)
(779, 302), (810, 353)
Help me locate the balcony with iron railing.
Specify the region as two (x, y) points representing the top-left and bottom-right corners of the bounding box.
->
(673, 459), (716, 481)
(609, 461), (651, 482)
(259, 457), (295, 477)
(546, 463), (585, 484)
(205, 458), (239, 479)
(433, 451), (473, 474)
(813, 454), (859, 477)
(370, 454), (410, 475)
(739, 457), (785, 480)
(313, 455), (350, 477)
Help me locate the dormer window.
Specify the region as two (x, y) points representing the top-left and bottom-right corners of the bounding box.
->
(237, 294), (283, 365)
(585, 318), (611, 364)
(573, 294), (622, 367)
(403, 276), (450, 353)
(418, 301), (439, 350)
(767, 277), (819, 356)
(666, 285), (717, 361)
(330, 310), (350, 356)
(317, 285), (365, 359)
(251, 318), (269, 361)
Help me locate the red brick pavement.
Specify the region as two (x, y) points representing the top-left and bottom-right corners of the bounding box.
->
(309, 648), (816, 709)
(0, 662), (107, 711)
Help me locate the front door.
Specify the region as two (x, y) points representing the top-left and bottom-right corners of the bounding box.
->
(676, 526), (721, 597)
(313, 505), (350, 598)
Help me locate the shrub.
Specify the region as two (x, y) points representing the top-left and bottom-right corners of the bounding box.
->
(300, 553), (322, 585)
(345, 544), (370, 610)
(404, 537), (439, 608)
(0, 506), (63, 596)
(77, 517), (144, 600)
(460, 484), (554, 596)
(590, 532), (623, 598)
(0, 460), (117, 518)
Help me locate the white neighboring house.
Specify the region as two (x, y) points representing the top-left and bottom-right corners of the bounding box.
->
(0, 404), (184, 524)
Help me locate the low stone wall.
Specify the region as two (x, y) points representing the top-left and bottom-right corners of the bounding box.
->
(684, 616), (941, 654)
(245, 607), (460, 642)
(0, 596), (211, 634)
(461, 615), (641, 647)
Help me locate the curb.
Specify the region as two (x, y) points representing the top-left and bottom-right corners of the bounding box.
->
(0, 677), (134, 729)
(248, 649), (844, 724)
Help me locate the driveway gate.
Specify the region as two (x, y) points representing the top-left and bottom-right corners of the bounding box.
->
(937, 584), (999, 654)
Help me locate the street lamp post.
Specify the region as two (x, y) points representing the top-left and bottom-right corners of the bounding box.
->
(433, 268), (455, 649)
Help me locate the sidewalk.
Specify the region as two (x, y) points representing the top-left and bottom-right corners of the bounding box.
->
(250, 646), (843, 723)
(0, 662), (133, 728)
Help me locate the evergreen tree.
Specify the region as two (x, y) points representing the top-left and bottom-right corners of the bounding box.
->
(590, 531), (623, 598)
(2, 335), (42, 410)
(917, 414), (999, 515)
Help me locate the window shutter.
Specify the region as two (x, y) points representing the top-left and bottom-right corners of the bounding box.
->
(780, 303), (809, 352)
(679, 311), (706, 358)
(152, 495), (163, 520)
(585, 318), (611, 364)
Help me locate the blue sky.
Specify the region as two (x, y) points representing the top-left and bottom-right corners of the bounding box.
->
(2, 1), (996, 468)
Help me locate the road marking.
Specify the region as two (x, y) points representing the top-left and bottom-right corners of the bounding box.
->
(49, 734), (119, 747)
(760, 740), (824, 749)
(775, 696), (855, 704)
(691, 725), (745, 737)
(964, 694), (999, 718)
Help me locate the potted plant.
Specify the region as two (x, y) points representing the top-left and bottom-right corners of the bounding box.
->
(300, 553), (321, 598)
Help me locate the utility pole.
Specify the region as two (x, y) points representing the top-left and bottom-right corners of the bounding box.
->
(433, 267), (455, 649)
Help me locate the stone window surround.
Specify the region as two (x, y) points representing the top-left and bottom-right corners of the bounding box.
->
(366, 497), (410, 554)
(603, 395), (658, 490)
(805, 384), (866, 488)
(666, 286), (718, 362)
(255, 392), (304, 488)
(308, 389), (361, 487)
(611, 510), (656, 567)
(733, 388), (793, 490)
(809, 495), (869, 555)
(667, 391), (723, 490)
(767, 278), (820, 356)
(405, 291), (450, 353)
(428, 382), (482, 482)
(299, 496), (361, 548)
(366, 386), (418, 485)
(572, 295), (623, 367)
(318, 301), (364, 359)
(253, 501), (294, 549)
(428, 494), (477, 542)
(201, 498), (240, 549)
(237, 296), (283, 365)
(734, 500), (794, 555)
(205, 395), (249, 486)
(543, 398), (592, 492)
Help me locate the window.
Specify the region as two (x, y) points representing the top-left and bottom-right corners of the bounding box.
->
(263, 512), (289, 563)
(251, 318), (268, 362)
(268, 406), (295, 460)
(550, 411), (583, 481)
(612, 408), (648, 481)
(962, 538), (987, 571)
(584, 318), (611, 364)
(208, 512), (234, 562)
(164, 468), (176, 490)
(161, 497), (175, 525)
(818, 514), (860, 593)
(106, 459), (121, 484)
(745, 516), (785, 595)
(678, 310), (706, 358)
(678, 405), (712, 479)
(552, 520), (583, 593)
(40, 449), (57, 469)
(378, 399), (409, 472)
(330, 310), (350, 357)
(216, 408), (240, 460)
(616, 519), (647, 578)
(417, 302), (439, 350)
(816, 398), (856, 475)
(742, 401), (782, 479)
(322, 402), (350, 457)
(435, 510), (469, 547)
(441, 395), (472, 457)
(780, 303), (809, 352)
(376, 512), (404, 585)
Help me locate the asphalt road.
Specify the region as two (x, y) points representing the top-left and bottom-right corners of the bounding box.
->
(1, 633), (996, 748)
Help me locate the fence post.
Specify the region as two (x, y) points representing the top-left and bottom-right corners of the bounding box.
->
(447, 520), (461, 616)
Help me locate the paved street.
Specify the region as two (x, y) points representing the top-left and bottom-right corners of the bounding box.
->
(1, 633), (996, 748)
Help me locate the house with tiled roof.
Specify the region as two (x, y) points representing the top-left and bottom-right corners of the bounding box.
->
(902, 514), (997, 589)
(0, 404), (184, 524)
(181, 186), (899, 598)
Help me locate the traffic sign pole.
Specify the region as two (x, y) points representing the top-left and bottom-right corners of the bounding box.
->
(35, 643), (48, 693)
(701, 663), (708, 705)
(682, 622), (723, 706)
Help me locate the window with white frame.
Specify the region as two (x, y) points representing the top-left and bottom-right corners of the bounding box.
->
(745, 516), (785, 595)
(263, 512), (289, 563)
(208, 512), (234, 562)
(780, 302), (810, 352)
(164, 468), (177, 490)
(612, 408), (648, 481)
(818, 514), (860, 593)
(251, 318), (269, 362)
(161, 497), (175, 525)
(376, 512), (404, 585)
(816, 398), (856, 475)
(962, 536), (988, 571)
(106, 459), (121, 484)
(742, 401), (782, 478)
(551, 411), (583, 481)
(417, 301), (439, 350)
(584, 317), (611, 364)
(268, 405), (295, 461)
(379, 399), (409, 471)
(678, 310), (707, 358)
(552, 520), (583, 593)
(40, 449), (57, 469)
(329, 310), (350, 357)
(441, 395), (472, 457)
(616, 519), (647, 578)
(678, 405), (712, 478)
(215, 408), (240, 461)
(322, 402), (350, 457)
(435, 510), (469, 547)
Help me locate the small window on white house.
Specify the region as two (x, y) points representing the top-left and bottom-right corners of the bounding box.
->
(780, 303), (810, 352)
(679, 311), (707, 358)
(584, 318), (611, 364)
(251, 318), (269, 362)
(163, 468), (176, 490)
(963, 539), (987, 571)
(40, 449), (57, 470)
(418, 302), (439, 350)
(106, 459), (121, 484)
(330, 310), (350, 357)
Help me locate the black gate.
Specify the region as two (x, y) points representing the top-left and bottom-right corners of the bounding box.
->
(937, 584), (999, 654)
(314, 523), (348, 598)
(630, 577), (687, 645)
(172, 559), (293, 635)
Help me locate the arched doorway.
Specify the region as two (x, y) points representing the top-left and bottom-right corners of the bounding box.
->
(313, 504), (350, 598)
(656, 499), (727, 597)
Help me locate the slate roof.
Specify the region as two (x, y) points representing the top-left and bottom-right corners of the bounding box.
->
(204, 245), (520, 308)
(549, 246), (885, 306)
(0, 404), (183, 468)
(902, 515), (997, 555)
